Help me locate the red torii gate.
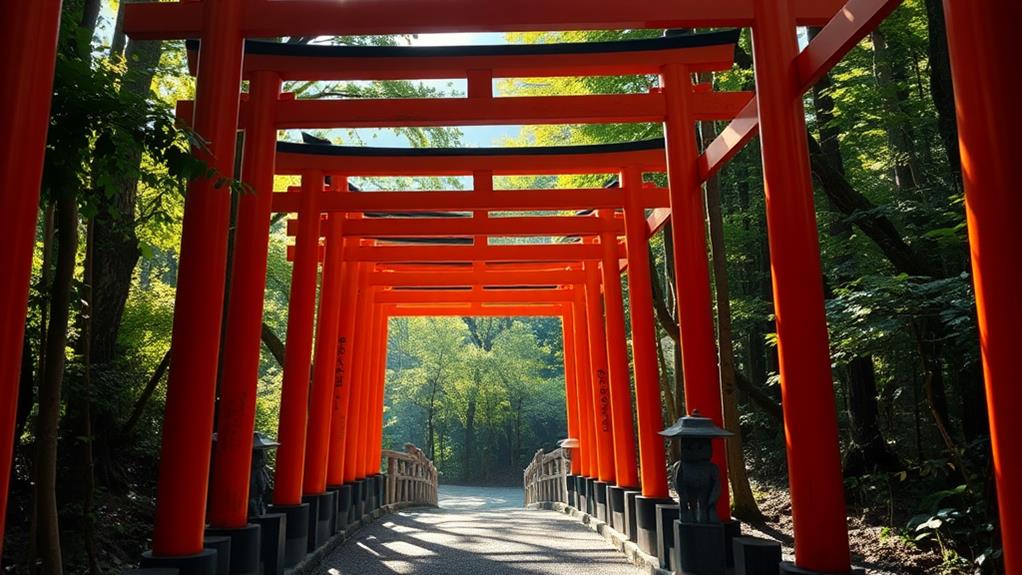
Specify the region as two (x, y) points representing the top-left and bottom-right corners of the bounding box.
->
(271, 135), (689, 553)
(0, 1), (1020, 575)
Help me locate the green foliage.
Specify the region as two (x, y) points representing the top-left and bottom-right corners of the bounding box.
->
(384, 317), (566, 483)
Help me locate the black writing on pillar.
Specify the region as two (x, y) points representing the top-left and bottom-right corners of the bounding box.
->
(597, 369), (611, 433)
(333, 336), (348, 409)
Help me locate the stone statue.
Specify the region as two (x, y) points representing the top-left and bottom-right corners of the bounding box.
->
(659, 412), (732, 523)
(249, 432), (280, 518)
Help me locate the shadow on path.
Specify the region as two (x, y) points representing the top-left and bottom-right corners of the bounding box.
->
(316, 485), (645, 575)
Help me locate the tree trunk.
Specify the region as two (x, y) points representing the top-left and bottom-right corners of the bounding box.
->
(261, 322), (286, 366)
(807, 38), (901, 477)
(921, 0), (963, 193)
(90, 10), (163, 366)
(842, 357), (902, 475)
(871, 28), (922, 192)
(17, 333), (35, 445)
(463, 383), (477, 481)
(78, 221), (100, 574)
(117, 349), (172, 443)
(698, 94), (763, 521)
(33, 192), (78, 575)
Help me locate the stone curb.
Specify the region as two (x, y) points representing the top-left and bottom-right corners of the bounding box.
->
(527, 502), (672, 575)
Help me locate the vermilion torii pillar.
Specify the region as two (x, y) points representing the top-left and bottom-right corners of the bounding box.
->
(326, 260), (360, 531)
(942, 1), (1022, 571)
(751, 1), (851, 572)
(206, 71), (281, 569)
(327, 262), (358, 487)
(583, 258), (616, 521)
(597, 209), (640, 492)
(356, 298), (382, 479)
(302, 187), (348, 547)
(305, 203), (347, 496)
(571, 290), (598, 485)
(0, 1), (63, 557)
(660, 62), (730, 522)
(561, 306), (584, 479)
(620, 167), (672, 555)
(270, 172), (322, 566)
(342, 265), (373, 495)
(369, 312), (390, 473)
(146, 0), (246, 569)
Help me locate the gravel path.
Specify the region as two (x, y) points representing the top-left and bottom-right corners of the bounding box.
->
(315, 485), (646, 575)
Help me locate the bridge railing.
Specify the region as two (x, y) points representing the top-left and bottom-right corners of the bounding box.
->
(383, 444), (439, 507)
(523, 447), (569, 505)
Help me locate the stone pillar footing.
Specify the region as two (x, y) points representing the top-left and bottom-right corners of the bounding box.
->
(593, 481), (610, 522)
(266, 503), (309, 567)
(313, 491), (337, 550)
(733, 536), (782, 575)
(300, 494), (323, 552)
(622, 490), (641, 543)
(202, 536), (231, 575)
(607, 485), (627, 533)
(141, 549), (218, 575)
(585, 478), (597, 515)
(779, 563), (866, 575)
(331, 484), (353, 534)
(724, 519), (742, 567)
(634, 496), (673, 555)
(205, 524), (260, 575)
(566, 475), (579, 508)
(351, 479), (366, 523)
(654, 503), (680, 570)
(675, 521), (725, 575)
(252, 513), (286, 575)
(378, 474), (388, 508)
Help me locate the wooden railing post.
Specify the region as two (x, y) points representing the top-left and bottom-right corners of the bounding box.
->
(380, 443), (439, 509)
(523, 447), (571, 506)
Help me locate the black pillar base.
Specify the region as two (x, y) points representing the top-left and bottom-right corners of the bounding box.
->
(357, 478), (369, 516)
(350, 480), (365, 523)
(654, 503), (680, 570)
(724, 519), (743, 568)
(203, 536), (231, 575)
(608, 486), (627, 533)
(585, 478), (597, 515)
(368, 475), (380, 511)
(252, 513), (286, 575)
(675, 521), (726, 575)
(141, 549), (218, 575)
(622, 490), (641, 543)
(733, 536), (782, 575)
(266, 503), (309, 568)
(331, 484), (352, 534)
(363, 477), (375, 513)
(780, 563), (866, 575)
(206, 524), (260, 575)
(566, 475), (578, 508)
(593, 481), (610, 522)
(635, 496), (673, 556)
(378, 475), (386, 509)
(313, 491), (337, 549)
(576, 477), (589, 514)
(325, 487), (342, 534)
(300, 494), (323, 552)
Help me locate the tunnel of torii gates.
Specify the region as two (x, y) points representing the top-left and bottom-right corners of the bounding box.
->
(0, 0), (1019, 574)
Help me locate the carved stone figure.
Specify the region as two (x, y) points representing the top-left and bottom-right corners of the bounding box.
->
(249, 432), (280, 518)
(659, 412), (732, 523)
